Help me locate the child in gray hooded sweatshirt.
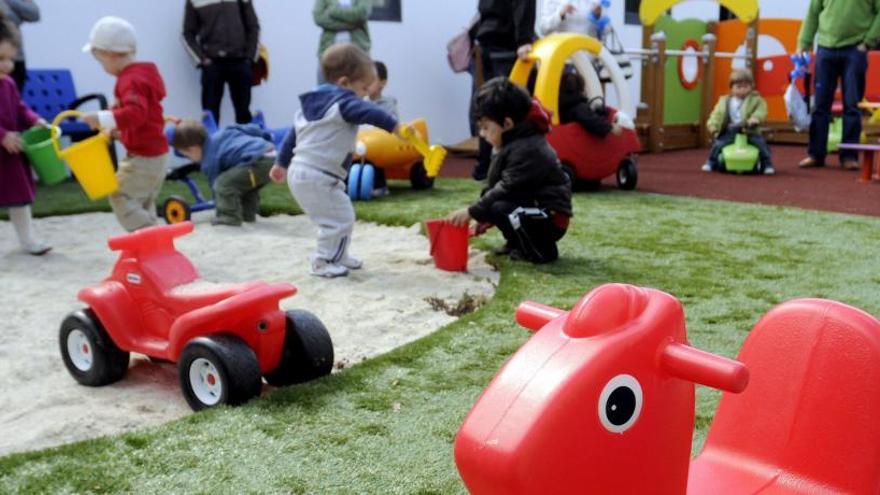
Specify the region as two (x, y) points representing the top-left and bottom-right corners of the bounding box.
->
(270, 43), (398, 278)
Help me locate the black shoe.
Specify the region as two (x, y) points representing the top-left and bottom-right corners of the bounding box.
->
(509, 249), (528, 262)
(493, 244), (514, 255)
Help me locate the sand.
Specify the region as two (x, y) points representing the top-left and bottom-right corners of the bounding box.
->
(0, 212), (498, 456)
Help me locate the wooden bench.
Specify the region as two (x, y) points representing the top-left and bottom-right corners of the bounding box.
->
(837, 143), (880, 182)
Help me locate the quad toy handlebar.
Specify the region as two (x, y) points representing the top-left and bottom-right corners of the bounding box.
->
(108, 221), (195, 252)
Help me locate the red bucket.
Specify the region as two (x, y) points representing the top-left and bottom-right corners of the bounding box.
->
(425, 219), (469, 272)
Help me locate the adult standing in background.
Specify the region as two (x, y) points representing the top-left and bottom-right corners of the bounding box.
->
(182, 0), (260, 124)
(797, 0), (880, 170)
(0, 0), (39, 91)
(313, 0), (372, 83)
(540, 0), (603, 39)
(471, 0), (537, 181)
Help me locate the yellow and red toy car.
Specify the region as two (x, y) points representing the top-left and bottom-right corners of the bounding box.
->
(349, 118), (446, 201)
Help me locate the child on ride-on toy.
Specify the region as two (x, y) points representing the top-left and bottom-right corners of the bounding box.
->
(446, 78), (572, 264)
(704, 68), (775, 175)
(558, 70), (621, 138)
(172, 120), (275, 226)
(368, 61), (399, 120)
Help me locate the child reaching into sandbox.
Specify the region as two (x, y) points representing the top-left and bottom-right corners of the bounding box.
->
(270, 43), (399, 278)
(445, 77), (572, 264)
(173, 120), (275, 226)
(0, 13), (51, 255)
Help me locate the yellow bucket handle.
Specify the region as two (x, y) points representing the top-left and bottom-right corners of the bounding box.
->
(50, 110), (92, 156)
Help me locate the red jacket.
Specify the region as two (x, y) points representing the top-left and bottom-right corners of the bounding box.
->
(112, 62), (169, 157)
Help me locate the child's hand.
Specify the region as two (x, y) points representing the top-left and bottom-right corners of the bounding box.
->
(1, 132), (22, 154)
(269, 164), (287, 184)
(83, 113), (100, 130)
(516, 43), (533, 61)
(611, 124), (623, 136)
(746, 117), (760, 127)
(446, 208), (471, 227)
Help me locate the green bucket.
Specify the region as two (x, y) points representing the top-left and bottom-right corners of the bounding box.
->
(22, 126), (67, 185)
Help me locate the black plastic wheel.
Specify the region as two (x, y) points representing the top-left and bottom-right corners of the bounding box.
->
(178, 335), (262, 411)
(264, 310), (334, 387)
(59, 309), (130, 386)
(162, 195), (191, 224)
(409, 161), (435, 190)
(560, 163), (577, 187)
(616, 157), (638, 190)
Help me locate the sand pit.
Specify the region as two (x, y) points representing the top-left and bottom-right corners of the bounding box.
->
(0, 212), (497, 456)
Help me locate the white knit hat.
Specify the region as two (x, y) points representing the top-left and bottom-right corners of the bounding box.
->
(82, 16), (136, 54)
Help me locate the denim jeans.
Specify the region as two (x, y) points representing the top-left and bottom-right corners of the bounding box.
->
(809, 45), (867, 162)
(708, 128), (772, 171)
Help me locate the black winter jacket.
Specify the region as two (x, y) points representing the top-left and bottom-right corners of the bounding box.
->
(468, 123), (573, 221)
(473, 0), (537, 50)
(182, 0), (260, 65)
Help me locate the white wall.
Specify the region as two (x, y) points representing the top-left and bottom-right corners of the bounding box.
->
(20, 1), (477, 145)
(19, 1), (813, 146)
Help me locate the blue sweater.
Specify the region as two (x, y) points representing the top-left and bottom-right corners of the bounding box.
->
(277, 84), (398, 174)
(201, 124), (273, 186)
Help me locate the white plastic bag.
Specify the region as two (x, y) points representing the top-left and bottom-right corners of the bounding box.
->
(785, 82), (811, 132)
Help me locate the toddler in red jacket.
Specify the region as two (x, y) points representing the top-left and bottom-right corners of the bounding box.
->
(82, 16), (169, 232)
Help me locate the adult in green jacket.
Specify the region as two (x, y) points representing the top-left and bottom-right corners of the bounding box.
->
(313, 0), (372, 82)
(797, 0), (880, 169)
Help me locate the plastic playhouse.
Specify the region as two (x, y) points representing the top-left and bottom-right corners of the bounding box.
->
(59, 222), (334, 410)
(349, 118), (447, 201)
(510, 33), (641, 190)
(454, 283), (880, 494)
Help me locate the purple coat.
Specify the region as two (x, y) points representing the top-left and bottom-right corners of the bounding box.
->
(0, 75), (40, 207)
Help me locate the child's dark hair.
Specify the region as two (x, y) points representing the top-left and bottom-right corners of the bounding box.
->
(473, 77), (532, 126)
(172, 119), (208, 149)
(321, 43), (374, 83)
(560, 70), (586, 97)
(729, 68), (754, 87)
(374, 61), (388, 81)
(0, 11), (18, 46)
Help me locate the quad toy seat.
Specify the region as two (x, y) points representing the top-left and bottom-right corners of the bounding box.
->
(163, 279), (265, 316)
(688, 299), (880, 494)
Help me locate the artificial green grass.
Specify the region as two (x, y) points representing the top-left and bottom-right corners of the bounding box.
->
(2, 177), (880, 493)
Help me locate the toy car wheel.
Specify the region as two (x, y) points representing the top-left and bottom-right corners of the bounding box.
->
(409, 161), (434, 190)
(616, 158), (638, 191)
(162, 196), (191, 224)
(347, 164), (363, 201)
(178, 335), (262, 411)
(264, 310), (334, 387)
(561, 163), (577, 187)
(59, 309), (130, 386)
(359, 164), (375, 201)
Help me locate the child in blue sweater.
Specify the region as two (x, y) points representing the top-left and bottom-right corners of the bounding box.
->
(173, 120), (275, 226)
(270, 43), (399, 278)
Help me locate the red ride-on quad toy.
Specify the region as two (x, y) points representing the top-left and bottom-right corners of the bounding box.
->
(546, 108), (641, 190)
(59, 222), (334, 410)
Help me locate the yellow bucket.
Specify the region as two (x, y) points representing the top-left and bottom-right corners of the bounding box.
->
(51, 110), (118, 200)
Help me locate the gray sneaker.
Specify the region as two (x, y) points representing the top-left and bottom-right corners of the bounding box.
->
(701, 163), (713, 172)
(339, 255), (363, 270)
(310, 258), (349, 278)
(763, 166), (776, 175)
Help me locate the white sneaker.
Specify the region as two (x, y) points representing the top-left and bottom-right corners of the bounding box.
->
(763, 166), (776, 175)
(310, 259), (349, 278)
(701, 163), (713, 172)
(25, 240), (52, 256)
(338, 255), (363, 270)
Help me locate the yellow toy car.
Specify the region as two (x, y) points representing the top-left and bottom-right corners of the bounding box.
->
(349, 118), (446, 200)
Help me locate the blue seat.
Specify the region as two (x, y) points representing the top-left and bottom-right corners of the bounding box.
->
(22, 69), (117, 166)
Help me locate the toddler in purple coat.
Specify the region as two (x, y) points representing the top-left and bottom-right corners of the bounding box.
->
(0, 14), (50, 255)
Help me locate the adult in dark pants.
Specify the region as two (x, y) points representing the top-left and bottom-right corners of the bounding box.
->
(0, 0), (40, 91)
(797, 0), (880, 170)
(182, 0), (260, 124)
(470, 0), (537, 181)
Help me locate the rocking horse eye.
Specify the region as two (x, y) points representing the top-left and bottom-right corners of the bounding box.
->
(598, 374), (643, 434)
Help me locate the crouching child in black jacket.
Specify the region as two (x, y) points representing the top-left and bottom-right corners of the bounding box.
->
(446, 77), (573, 263)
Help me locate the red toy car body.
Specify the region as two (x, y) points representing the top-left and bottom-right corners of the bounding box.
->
(546, 108), (641, 190)
(59, 222), (334, 410)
